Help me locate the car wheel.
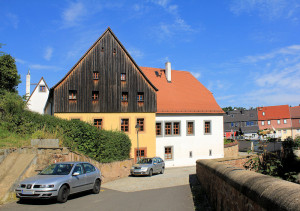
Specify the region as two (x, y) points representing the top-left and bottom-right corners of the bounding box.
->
(91, 179), (101, 194)
(160, 167), (165, 174)
(57, 185), (69, 203)
(149, 169), (153, 177)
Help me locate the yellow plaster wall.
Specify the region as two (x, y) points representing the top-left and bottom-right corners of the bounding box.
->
(54, 113), (156, 158)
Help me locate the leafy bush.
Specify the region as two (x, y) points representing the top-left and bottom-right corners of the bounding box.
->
(244, 137), (300, 183)
(0, 91), (131, 163)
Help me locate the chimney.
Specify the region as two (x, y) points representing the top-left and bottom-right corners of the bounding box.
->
(165, 61), (171, 82)
(26, 69), (30, 100)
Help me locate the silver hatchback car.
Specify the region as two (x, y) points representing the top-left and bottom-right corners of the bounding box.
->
(130, 157), (165, 176)
(15, 162), (101, 203)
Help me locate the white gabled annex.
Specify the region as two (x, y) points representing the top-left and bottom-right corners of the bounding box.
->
(156, 114), (224, 167)
(26, 77), (49, 114)
(141, 62), (224, 167)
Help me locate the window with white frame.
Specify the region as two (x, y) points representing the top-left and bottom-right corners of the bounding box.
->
(277, 120), (280, 124)
(283, 130), (287, 134)
(267, 120), (271, 125)
(262, 121), (265, 126)
(284, 119), (287, 124)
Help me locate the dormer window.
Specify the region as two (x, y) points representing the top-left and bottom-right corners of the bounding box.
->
(69, 90), (77, 100)
(40, 85), (46, 92)
(92, 91), (99, 102)
(121, 73), (126, 81)
(93, 71), (99, 80)
(137, 92), (144, 102)
(262, 112), (265, 116)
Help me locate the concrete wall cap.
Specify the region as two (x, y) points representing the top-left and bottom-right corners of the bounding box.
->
(197, 159), (300, 211)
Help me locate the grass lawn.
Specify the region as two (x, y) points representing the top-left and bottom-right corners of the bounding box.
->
(0, 126), (31, 148)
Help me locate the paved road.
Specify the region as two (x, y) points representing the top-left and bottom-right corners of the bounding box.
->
(0, 166), (211, 211)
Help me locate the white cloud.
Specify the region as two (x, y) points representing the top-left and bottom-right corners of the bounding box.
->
(230, 0), (300, 21)
(62, 2), (87, 27)
(150, 0), (194, 40)
(191, 72), (201, 79)
(234, 45), (300, 107)
(15, 58), (27, 64)
(6, 13), (19, 29)
(242, 45), (300, 63)
(29, 64), (62, 71)
(128, 48), (144, 59)
(44, 47), (53, 61)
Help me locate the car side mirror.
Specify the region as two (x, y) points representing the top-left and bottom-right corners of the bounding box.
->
(73, 172), (80, 176)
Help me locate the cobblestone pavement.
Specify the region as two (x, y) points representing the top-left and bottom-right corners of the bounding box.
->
(102, 166), (196, 192)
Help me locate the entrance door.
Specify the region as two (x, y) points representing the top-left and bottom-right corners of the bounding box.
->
(134, 147), (147, 163)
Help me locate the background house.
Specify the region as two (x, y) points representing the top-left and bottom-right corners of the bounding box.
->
(290, 106), (300, 139)
(257, 105), (292, 140)
(224, 109), (259, 140)
(26, 71), (49, 114)
(142, 63), (224, 167)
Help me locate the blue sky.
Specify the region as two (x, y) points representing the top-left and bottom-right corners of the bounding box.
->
(1, 0), (300, 108)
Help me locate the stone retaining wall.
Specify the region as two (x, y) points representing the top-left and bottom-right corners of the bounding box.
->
(196, 159), (300, 211)
(224, 141), (239, 158)
(17, 147), (133, 183)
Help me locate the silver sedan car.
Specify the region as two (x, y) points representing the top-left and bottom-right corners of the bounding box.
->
(130, 157), (165, 176)
(15, 162), (101, 203)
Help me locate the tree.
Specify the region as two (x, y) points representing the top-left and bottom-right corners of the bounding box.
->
(0, 53), (21, 93)
(222, 106), (233, 112)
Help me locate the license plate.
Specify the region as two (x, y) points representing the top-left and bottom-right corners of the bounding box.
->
(21, 190), (34, 195)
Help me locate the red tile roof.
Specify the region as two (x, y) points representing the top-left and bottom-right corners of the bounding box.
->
(257, 105), (290, 120)
(140, 66), (224, 114)
(290, 106), (300, 118)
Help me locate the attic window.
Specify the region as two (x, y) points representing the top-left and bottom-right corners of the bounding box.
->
(262, 112), (265, 116)
(113, 48), (116, 55)
(69, 90), (77, 100)
(92, 91), (99, 102)
(40, 85), (46, 92)
(93, 71), (99, 80)
(121, 73), (126, 81)
(137, 92), (144, 102)
(101, 47), (104, 52)
(121, 92), (128, 102)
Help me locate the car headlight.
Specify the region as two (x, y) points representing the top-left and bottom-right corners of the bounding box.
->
(141, 167), (148, 171)
(17, 184), (21, 188)
(39, 184), (55, 188)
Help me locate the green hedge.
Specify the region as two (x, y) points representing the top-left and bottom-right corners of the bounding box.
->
(0, 91), (131, 163)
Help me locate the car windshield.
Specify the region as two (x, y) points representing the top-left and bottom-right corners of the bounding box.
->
(137, 158), (152, 164)
(39, 164), (74, 175)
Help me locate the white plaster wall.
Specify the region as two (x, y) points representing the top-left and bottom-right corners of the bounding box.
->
(156, 114), (224, 167)
(27, 80), (49, 114)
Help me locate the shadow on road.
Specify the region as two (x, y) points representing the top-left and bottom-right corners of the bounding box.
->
(189, 174), (214, 211)
(16, 191), (93, 205)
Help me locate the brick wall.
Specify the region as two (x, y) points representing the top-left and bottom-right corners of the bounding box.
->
(196, 159), (300, 211)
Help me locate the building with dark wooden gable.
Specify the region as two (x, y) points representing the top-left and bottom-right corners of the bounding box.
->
(45, 28), (157, 161)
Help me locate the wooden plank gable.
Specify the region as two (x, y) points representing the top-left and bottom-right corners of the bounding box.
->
(53, 27), (157, 113)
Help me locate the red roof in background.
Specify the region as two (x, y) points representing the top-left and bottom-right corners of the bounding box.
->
(140, 66), (224, 114)
(290, 106), (300, 118)
(257, 105), (290, 120)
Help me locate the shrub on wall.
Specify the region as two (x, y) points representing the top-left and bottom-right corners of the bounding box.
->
(0, 91), (131, 162)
